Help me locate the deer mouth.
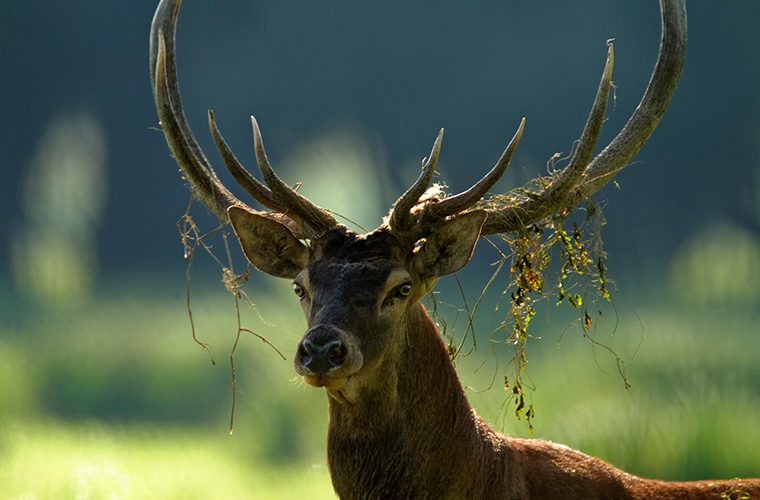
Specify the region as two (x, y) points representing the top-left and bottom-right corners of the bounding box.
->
(303, 374), (348, 390)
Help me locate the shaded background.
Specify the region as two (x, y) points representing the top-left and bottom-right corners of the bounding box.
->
(3, 0), (760, 278)
(1, 1), (759, 498)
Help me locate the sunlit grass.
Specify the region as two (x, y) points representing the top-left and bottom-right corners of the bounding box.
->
(0, 420), (334, 500)
(1, 279), (758, 497)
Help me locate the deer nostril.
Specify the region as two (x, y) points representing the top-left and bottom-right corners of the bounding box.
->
(302, 339), (318, 356)
(298, 341), (314, 366)
(327, 343), (347, 366)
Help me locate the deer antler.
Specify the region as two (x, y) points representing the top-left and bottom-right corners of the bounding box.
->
(152, 0), (685, 247)
(149, 0), (338, 238)
(388, 129), (444, 235)
(387, 0), (686, 239)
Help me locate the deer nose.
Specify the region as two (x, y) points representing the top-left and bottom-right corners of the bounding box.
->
(298, 338), (348, 374)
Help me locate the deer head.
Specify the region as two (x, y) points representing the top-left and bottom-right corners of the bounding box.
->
(150, 0), (683, 405)
(147, 2), (760, 499)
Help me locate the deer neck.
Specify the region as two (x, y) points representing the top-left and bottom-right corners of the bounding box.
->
(325, 303), (512, 498)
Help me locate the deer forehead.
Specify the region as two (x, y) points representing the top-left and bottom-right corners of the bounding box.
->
(303, 260), (410, 299)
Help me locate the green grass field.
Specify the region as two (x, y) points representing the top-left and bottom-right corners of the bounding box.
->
(1, 278), (758, 498)
(0, 420), (334, 499)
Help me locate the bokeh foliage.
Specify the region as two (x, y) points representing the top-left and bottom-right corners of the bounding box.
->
(2, 1), (760, 497)
(1, 274), (759, 497)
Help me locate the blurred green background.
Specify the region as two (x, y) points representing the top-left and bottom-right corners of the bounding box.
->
(2, 1), (759, 498)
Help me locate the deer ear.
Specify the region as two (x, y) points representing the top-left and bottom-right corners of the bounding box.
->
(228, 206), (309, 279)
(413, 210), (487, 280)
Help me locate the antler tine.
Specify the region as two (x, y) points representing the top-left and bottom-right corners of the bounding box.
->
(388, 129), (444, 233)
(250, 116), (339, 233)
(579, 0), (686, 195)
(560, 41), (615, 191)
(424, 118), (525, 222)
(207, 110), (287, 213)
(478, 42), (613, 230)
(150, 0), (188, 134)
(480, 0), (686, 235)
(153, 29), (244, 221)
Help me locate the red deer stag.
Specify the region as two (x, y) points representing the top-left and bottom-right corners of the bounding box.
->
(150, 0), (760, 498)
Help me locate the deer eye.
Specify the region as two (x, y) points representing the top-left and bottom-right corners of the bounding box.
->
(397, 283), (413, 298)
(293, 283), (306, 299)
(381, 282), (413, 308)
